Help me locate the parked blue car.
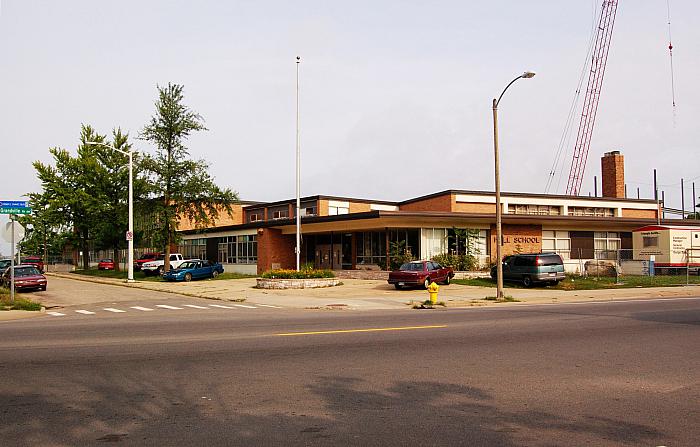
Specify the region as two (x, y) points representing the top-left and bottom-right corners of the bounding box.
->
(162, 259), (224, 282)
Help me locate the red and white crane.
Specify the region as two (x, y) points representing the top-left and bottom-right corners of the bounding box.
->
(565, 0), (619, 196)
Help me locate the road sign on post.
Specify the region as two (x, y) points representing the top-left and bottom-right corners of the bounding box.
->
(126, 231), (133, 241)
(0, 207), (31, 215)
(0, 201), (28, 207)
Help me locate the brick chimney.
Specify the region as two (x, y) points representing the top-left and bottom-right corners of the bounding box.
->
(601, 151), (625, 198)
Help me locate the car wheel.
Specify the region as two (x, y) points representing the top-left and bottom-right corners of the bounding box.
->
(423, 277), (431, 289)
(212, 270), (219, 278)
(443, 275), (451, 285)
(522, 276), (533, 287)
(184, 272), (192, 282)
(394, 283), (402, 290)
(552, 280), (559, 286)
(41, 286), (47, 291)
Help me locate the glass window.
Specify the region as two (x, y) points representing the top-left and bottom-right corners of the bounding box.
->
(542, 230), (570, 259)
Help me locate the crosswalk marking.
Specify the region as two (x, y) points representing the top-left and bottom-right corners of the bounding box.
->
(130, 306), (154, 311)
(46, 302), (285, 319)
(103, 308), (126, 313)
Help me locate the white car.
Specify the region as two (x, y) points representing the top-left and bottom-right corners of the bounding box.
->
(142, 253), (186, 276)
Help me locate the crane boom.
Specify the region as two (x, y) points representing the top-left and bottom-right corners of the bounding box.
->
(566, 0), (619, 196)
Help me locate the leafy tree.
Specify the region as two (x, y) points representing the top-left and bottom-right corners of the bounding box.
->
(140, 83), (238, 272)
(32, 126), (107, 269)
(31, 125), (142, 270)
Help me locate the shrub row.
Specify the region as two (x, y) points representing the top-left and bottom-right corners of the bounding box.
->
(260, 269), (335, 279)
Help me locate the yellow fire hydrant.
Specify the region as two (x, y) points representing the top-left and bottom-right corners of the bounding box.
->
(427, 281), (440, 304)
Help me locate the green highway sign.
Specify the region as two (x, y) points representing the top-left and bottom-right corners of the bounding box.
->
(0, 207), (32, 215)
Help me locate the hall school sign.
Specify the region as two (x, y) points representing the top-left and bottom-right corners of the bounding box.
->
(492, 235), (541, 245)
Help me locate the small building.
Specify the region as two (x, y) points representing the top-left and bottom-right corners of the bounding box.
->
(633, 224), (700, 269)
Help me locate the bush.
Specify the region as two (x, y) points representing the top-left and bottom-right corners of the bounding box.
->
(1, 297), (42, 311)
(431, 253), (479, 271)
(260, 269), (335, 279)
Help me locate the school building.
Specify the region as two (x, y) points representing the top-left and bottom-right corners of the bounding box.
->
(176, 152), (698, 274)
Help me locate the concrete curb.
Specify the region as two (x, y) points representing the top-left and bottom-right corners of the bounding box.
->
(45, 272), (243, 302)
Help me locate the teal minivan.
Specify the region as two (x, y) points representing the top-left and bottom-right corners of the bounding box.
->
(490, 253), (565, 287)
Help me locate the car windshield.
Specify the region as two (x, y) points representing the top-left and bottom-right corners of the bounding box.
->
(399, 263), (423, 271)
(179, 261), (198, 269)
(155, 255), (165, 261)
(14, 267), (41, 276)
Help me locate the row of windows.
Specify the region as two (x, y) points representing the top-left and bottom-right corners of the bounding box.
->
(218, 235), (257, 264)
(246, 202), (319, 222)
(508, 204), (561, 216)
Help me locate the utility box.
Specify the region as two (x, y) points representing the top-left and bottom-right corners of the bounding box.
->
(633, 225), (700, 269)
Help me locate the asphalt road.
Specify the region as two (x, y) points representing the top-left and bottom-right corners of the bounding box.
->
(1, 296), (699, 446)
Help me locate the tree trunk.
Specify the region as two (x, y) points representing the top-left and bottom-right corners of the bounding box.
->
(81, 230), (89, 271)
(113, 246), (120, 272)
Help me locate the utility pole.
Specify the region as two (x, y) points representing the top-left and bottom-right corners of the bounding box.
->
(295, 56), (301, 271)
(681, 178), (685, 218)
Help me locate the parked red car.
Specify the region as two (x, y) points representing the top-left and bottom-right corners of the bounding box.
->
(2, 265), (47, 291)
(21, 256), (45, 273)
(388, 260), (454, 290)
(134, 252), (160, 271)
(97, 259), (116, 270)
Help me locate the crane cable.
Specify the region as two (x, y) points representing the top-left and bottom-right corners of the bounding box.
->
(544, 1), (600, 194)
(666, 0), (677, 124)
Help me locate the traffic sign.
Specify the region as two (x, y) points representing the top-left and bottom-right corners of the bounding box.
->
(126, 231), (133, 241)
(1, 221), (25, 243)
(0, 201), (28, 207)
(0, 207), (32, 215)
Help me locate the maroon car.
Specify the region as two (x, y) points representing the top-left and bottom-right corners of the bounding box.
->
(21, 256), (45, 273)
(97, 259), (115, 270)
(388, 260), (454, 290)
(134, 252), (160, 271)
(2, 265), (47, 291)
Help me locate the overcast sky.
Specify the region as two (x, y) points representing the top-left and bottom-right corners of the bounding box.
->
(1, 1), (699, 254)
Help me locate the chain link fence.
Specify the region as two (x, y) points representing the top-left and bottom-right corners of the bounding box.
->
(552, 247), (700, 286)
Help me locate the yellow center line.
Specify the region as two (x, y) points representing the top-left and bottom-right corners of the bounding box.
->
(275, 325), (448, 336)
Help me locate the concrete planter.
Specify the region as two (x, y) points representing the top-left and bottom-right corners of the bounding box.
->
(256, 277), (341, 289)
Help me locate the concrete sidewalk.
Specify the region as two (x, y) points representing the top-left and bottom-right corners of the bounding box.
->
(45, 272), (700, 310)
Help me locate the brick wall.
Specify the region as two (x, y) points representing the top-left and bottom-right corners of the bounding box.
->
(348, 202), (371, 213)
(400, 193), (453, 212)
(489, 224), (542, 263)
(178, 204), (245, 231)
(621, 208), (657, 219)
(453, 202), (497, 214)
(256, 228), (296, 274)
(601, 152), (625, 198)
(318, 199), (329, 216)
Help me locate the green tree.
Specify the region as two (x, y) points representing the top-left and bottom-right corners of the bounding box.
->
(32, 126), (107, 270)
(140, 83), (238, 272)
(31, 125), (141, 270)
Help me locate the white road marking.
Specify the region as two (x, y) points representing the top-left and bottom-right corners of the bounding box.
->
(183, 304), (209, 309)
(47, 311), (65, 316)
(209, 304), (236, 309)
(103, 308), (126, 313)
(156, 304), (183, 310)
(75, 310), (95, 315)
(130, 306), (154, 311)
(255, 304), (281, 308)
(233, 304), (257, 309)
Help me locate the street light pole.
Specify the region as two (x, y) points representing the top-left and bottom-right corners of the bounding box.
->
(295, 56), (301, 271)
(493, 71), (535, 301)
(86, 141), (135, 282)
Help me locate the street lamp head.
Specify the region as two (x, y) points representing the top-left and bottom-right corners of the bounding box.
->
(522, 71), (536, 79)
